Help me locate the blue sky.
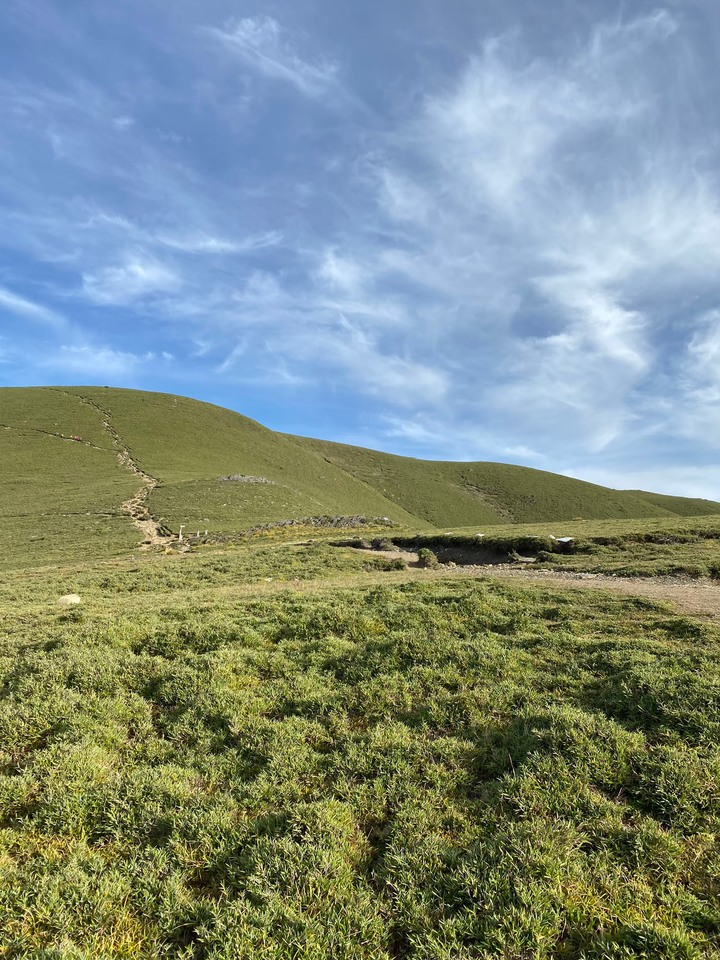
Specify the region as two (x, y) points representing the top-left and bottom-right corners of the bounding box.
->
(1, 0), (719, 498)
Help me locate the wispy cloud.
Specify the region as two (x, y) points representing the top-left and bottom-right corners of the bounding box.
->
(354, 9), (720, 456)
(81, 254), (180, 305)
(40, 344), (169, 380)
(156, 230), (282, 255)
(209, 16), (338, 97)
(0, 285), (65, 327)
(1, 2), (718, 496)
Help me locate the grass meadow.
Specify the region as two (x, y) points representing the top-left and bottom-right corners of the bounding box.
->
(0, 537), (719, 959)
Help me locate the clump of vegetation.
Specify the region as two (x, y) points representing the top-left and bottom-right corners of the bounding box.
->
(372, 537), (395, 551)
(391, 522), (720, 580)
(417, 546), (439, 568)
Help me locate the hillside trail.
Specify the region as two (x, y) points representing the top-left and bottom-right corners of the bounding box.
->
(59, 391), (174, 549)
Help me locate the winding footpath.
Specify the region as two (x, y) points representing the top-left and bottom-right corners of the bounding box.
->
(63, 392), (175, 549)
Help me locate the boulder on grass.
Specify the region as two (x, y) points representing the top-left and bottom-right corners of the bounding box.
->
(58, 594), (81, 607)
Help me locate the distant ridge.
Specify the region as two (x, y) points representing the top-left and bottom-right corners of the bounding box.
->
(1, 386), (718, 568)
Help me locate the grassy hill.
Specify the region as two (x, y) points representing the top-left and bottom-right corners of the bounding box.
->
(0, 388), (141, 569)
(627, 489), (720, 517)
(1, 386), (718, 568)
(294, 437), (720, 527)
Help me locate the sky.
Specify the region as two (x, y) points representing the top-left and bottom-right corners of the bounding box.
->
(1, 0), (719, 498)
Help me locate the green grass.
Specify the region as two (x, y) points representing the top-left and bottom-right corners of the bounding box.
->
(2, 387), (720, 956)
(72, 388), (423, 532)
(2, 386), (717, 573)
(0, 542), (719, 958)
(0, 390), (141, 570)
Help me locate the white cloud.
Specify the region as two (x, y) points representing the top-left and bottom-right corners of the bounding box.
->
(669, 309), (720, 446)
(686, 310), (720, 402)
(382, 415), (493, 455)
(156, 230), (282, 255)
(502, 445), (544, 462)
(0, 285), (65, 327)
(283, 314), (449, 405)
(216, 341), (247, 375)
(317, 249), (365, 294)
(355, 10), (720, 456)
(210, 16), (338, 97)
(81, 254), (180, 304)
(43, 345), (158, 379)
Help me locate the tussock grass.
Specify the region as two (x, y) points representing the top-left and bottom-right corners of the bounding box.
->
(0, 542), (719, 958)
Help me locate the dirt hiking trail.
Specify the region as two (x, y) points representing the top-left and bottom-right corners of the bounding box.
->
(478, 567), (720, 619)
(68, 392), (174, 549)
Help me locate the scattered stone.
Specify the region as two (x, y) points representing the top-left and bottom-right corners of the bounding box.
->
(218, 475), (271, 484)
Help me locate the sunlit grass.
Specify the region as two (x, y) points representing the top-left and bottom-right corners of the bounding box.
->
(0, 541), (718, 958)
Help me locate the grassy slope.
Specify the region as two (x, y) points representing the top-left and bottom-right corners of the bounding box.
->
(628, 489), (720, 517)
(2, 387), (718, 570)
(71, 388), (424, 534)
(69, 387), (719, 533)
(1, 545), (719, 958)
(295, 436), (717, 526)
(0, 388), (139, 569)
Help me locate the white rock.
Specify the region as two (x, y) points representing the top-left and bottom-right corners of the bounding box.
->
(58, 594), (81, 607)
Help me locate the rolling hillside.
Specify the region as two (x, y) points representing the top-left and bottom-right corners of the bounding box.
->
(293, 437), (720, 527)
(1, 386), (718, 568)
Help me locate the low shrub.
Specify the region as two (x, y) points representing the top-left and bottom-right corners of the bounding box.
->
(372, 538), (395, 551)
(417, 547), (439, 569)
